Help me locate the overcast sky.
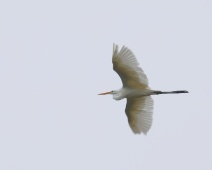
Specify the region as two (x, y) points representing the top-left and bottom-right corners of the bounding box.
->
(0, 0), (212, 170)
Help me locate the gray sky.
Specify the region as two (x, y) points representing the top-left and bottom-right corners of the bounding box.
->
(0, 0), (212, 170)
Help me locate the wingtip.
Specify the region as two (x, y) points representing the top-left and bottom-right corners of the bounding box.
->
(113, 43), (118, 51)
(112, 43), (119, 60)
(131, 129), (148, 135)
(129, 122), (149, 135)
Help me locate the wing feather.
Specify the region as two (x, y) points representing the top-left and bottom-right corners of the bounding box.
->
(112, 44), (149, 88)
(125, 96), (154, 134)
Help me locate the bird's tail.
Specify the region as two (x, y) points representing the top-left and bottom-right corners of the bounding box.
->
(154, 90), (189, 95)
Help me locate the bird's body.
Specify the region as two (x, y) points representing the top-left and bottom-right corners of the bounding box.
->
(99, 44), (188, 134)
(112, 88), (154, 100)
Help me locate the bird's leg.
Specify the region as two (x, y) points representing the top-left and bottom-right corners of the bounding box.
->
(153, 90), (189, 95)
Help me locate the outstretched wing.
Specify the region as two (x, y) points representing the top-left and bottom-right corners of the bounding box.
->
(125, 96), (154, 134)
(112, 44), (149, 89)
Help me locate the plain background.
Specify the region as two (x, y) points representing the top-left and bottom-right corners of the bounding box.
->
(0, 0), (212, 170)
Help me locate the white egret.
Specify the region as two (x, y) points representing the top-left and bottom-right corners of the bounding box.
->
(99, 44), (188, 135)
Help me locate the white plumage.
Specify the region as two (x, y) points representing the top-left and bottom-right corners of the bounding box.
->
(112, 44), (149, 89)
(99, 44), (188, 134)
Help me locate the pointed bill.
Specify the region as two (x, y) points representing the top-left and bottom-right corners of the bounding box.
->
(98, 91), (111, 95)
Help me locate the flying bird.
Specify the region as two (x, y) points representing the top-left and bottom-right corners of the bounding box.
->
(99, 44), (188, 135)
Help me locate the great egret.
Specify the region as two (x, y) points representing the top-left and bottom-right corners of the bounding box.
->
(99, 44), (188, 135)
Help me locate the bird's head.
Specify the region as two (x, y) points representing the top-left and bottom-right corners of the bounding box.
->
(98, 90), (117, 95)
(98, 90), (122, 100)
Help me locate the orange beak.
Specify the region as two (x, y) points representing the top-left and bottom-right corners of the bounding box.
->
(98, 91), (111, 95)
